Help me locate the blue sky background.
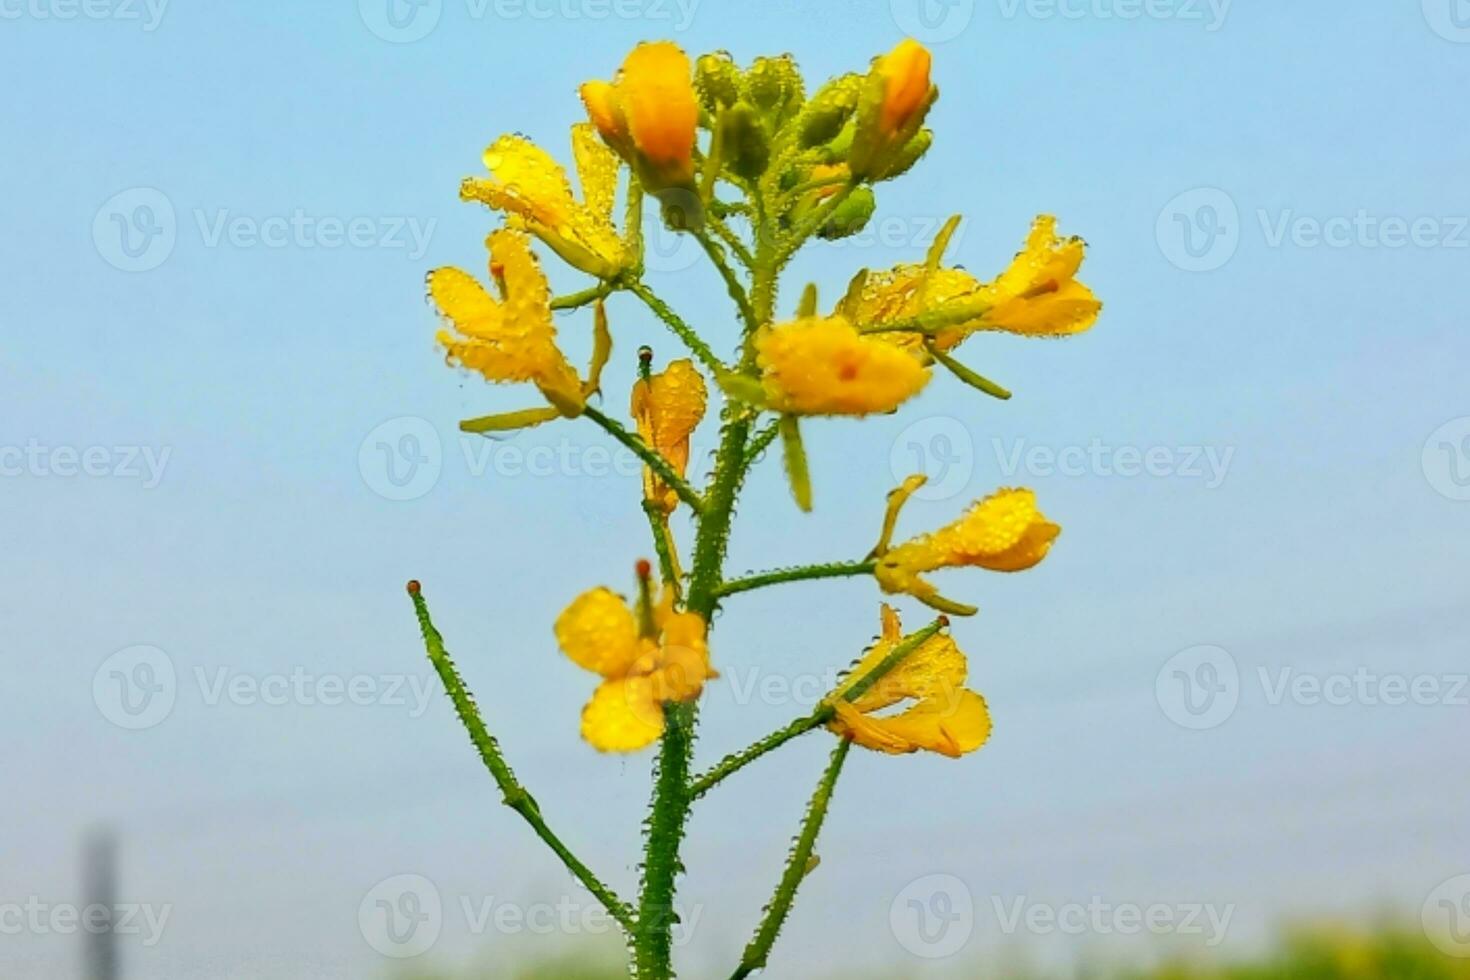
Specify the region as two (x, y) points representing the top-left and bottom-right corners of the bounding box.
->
(4, 1), (1469, 977)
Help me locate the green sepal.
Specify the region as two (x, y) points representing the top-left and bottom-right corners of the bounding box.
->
(779, 414), (813, 512)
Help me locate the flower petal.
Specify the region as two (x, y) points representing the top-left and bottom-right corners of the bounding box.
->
(572, 122), (620, 223)
(756, 315), (929, 416)
(581, 677), (665, 752)
(845, 690), (991, 757)
(554, 587), (643, 678)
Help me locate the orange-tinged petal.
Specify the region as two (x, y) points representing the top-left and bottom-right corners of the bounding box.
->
(554, 587), (644, 678)
(631, 358), (708, 510)
(877, 39), (933, 137)
(619, 41), (697, 175)
(579, 80), (625, 146)
(581, 677), (665, 752)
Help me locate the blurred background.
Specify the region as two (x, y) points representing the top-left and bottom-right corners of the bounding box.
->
(3, 1), (1468, 977)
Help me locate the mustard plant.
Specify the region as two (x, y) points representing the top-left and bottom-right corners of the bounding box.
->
(407, 38), (1100, 979)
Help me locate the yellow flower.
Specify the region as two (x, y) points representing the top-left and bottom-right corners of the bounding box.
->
(631, 357), (707, 514)
(875, 486), (1060, 615)
(850, 39), (937, 181)
(554, 579), (715, 752)
(580, 41), (698, 194)
(825, 605), (991, 757)
(460, 124), (630, 279)
(428, 229), (596, 419)
(972, 215), (1101, 338)
(754, 314), (929, 416)
(842, 215), (1100, 352)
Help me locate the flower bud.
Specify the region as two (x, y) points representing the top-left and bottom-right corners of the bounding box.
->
(849, 39), (938, 181)
(581, 41), (699, 196)
(816, 186), (875, 240)
(744, 54), (805, 129)
(719, 101), (771, 180)
(695, 50), (742, 113)
(795, 73), (862, 148)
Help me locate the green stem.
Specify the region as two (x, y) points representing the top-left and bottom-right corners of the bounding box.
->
(713, 559), (876, 600)
(635, 699), (697, 979)
(694, 228), (757, 330)
(623, 278), (727, 377)
(582, 405), (704, 515)
(688, 708), (833, 801)
(741, 417), (781, 471)
(707, 212), (755, 268)
(855, 295), (998, 337)
(776, 182), (857, 268)
(408, 584), (636, 933)
(729, 740), (852, 980)
(550, 282), (613, 311)
(642, 499), (682, 600)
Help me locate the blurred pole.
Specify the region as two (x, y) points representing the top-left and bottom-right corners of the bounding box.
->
(84, 830), (119, 980)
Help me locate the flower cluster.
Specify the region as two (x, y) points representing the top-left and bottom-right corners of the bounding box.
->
(410, 35), (1100, 980)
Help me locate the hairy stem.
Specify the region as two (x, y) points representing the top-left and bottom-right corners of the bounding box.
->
(714, 559), (876, 600)
(729, 739), (852, 980)
(624, 278), (727, 377)
(408, 584), (636, 933)
(695, 228), (757, 330)
(687, 708), (833, 801)
(583, 405), (704, 514)
(550, 282), (613, 310)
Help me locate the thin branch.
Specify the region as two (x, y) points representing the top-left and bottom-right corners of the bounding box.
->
(408, 584), (636, 933)
(688, 709), (832, 801)
(741, 416), (781, 471)
(707, 211), (755, 269)
(695, 228), (758, 330)
(729, 740), (852, 980)
(550, 282), (613, 311)
(622, 278), (727, 377)
(775, 182), (857, 267)
(642, 499), (683, 600)
(582, 405), (704, 514)
(713, 560), (876, 600)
